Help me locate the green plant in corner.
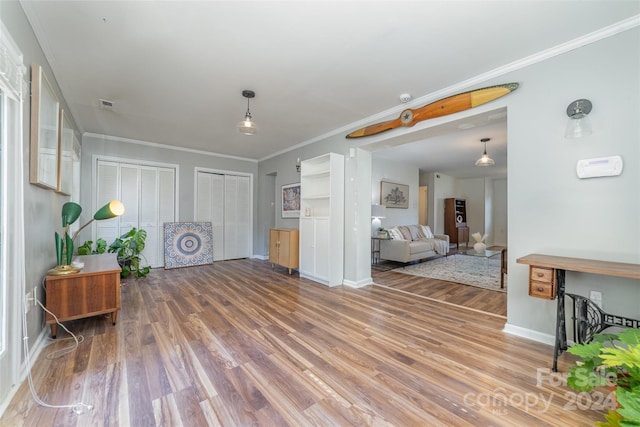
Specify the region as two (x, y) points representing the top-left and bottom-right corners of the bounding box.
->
(108, 228), (151, 279)
(566, 328), (640, 426)
(77, 238), (107, 255)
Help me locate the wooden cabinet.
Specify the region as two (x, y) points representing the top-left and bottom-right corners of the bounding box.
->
(45, 254), (121, 338)
(444, 198), (468, 249)
(299, 153), (344, 286)
(269, 228), (299, 274)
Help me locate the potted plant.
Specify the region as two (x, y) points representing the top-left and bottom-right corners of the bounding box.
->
(377, 227), (389, 238)
(77, 237), (108, 255)
(107, 228), (151, 279)
(566, 328), (640, 426)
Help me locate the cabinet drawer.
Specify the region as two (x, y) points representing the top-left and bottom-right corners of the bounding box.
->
(529, 280), (556, 299)
(530, 267), (554, 283)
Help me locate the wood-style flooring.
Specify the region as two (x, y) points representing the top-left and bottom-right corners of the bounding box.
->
(2, 259), (606, 426)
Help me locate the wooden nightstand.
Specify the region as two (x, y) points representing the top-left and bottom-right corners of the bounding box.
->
(44, 253), (122, 338)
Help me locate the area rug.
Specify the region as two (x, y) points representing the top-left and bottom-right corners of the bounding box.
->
(393, 255), (506, 292)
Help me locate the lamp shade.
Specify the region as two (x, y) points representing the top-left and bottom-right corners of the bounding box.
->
(94, 200), (125, 220)
(371, 204), (386, 218)
(61, 202), (82, 227)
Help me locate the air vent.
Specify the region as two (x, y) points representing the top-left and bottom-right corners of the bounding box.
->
(99, 98), (114, 109)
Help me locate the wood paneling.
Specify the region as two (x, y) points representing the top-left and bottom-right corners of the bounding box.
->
(2, 259), (606, 426)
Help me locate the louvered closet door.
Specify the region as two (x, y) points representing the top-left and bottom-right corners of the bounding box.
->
(195, 171), (250, 261)
(224, 175), (251, 259)
(96, 160), (176, 268)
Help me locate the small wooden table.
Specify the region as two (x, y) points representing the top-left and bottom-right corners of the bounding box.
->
(45, 253), (122, 338)
(517, 253), (640, 371)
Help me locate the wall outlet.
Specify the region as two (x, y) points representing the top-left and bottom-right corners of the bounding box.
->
(590, 290), (603, 309)
(33, 286), (38, 306)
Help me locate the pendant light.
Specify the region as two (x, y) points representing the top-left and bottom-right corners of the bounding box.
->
(237, 90), (258, 135)
(475, 137), (495, 166)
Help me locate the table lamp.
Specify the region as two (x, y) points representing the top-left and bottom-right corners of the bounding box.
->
(48, 200), (125, 275)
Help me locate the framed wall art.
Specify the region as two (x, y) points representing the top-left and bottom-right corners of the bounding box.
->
(57, 108), (74, 195)
(282, 182), (301, 218)
(30, 64), (60, 190)
(380, 181), (409, 209)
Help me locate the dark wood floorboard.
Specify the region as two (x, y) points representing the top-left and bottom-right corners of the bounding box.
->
(2, 258), (606, 426)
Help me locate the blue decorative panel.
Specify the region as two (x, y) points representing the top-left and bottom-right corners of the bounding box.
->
(164, 222), (213, 269)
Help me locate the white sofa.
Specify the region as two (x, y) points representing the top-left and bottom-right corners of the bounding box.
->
(380, 225), (449, 263)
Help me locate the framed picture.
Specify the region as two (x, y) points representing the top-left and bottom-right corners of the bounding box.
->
(282, 183), (301, 218)
(57, 108), (74, 195)
(30, 64), (60, 190)
(380, 181), (409, 209)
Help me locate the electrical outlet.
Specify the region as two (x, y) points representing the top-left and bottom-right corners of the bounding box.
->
(33, 286), (38, 306)
(590, 290), (603, 309)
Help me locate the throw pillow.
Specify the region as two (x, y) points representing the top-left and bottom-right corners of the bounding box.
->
(397, 226), (413, 241)
(408, 225), (425, 240)
(387, 227), (403, 240)
(420, 224), (435, 239)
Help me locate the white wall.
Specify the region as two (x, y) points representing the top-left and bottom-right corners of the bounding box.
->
(371, 157), (419, 228)
(505, 28), (639, 337)
(493, 179), (507, 246)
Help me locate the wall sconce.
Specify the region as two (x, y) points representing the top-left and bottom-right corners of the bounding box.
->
(371, 204), (386, 236)
(48, 200), (125, 275)
(296, 158), (301, 173)
(565, 99), (592, 139)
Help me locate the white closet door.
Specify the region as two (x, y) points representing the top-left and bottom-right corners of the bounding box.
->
(95, 161), (120, 244)
(158, 168), (176, 264)
(96, 159), (175, 268)
(195, 171), (250, 261)
(224, 175), (250, 259)
(140, 167), (159, 267)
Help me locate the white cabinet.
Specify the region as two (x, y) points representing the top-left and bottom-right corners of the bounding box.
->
(299, 153), (344, 286)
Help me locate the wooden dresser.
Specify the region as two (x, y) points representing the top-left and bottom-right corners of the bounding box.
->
(45, 253), (122, 338)
(269, 228), (299, 274)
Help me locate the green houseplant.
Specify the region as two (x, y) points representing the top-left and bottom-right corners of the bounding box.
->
(566, 328), (640, 426)
(107, 228), (151, 279)
(77, 237), (108, 255)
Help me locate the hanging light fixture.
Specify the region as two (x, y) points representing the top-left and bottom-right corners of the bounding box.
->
(475, 138), (495, 166)
(565, 99), (592, 139)
(237, 89), (258, 135)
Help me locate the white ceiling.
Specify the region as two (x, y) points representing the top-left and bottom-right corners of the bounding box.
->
(20, 1), (640, 178)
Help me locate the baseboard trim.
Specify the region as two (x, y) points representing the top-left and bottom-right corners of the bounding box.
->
(343, 277), (373, 288)
(252, 254), (268, 261)
(0, 327), (48, 418)
(502, 323), (556, 346)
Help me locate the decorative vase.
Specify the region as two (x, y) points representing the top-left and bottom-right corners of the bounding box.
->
(473, 242), (486, 253)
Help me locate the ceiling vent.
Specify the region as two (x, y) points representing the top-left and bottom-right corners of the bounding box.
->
(99, 98), (114, 110)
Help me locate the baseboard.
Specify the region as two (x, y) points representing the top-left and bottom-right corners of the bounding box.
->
(0, 326), (48, 418)
(252, 254), (268, 260)
(343, 277), (373, 288)
(502, 322), (556, 346)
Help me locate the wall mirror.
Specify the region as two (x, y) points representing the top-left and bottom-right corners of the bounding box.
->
(30, 64), (59, 190)
(57, 108), (74, 195)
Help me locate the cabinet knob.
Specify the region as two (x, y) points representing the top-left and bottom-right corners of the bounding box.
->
(537, 287), (544, 292)
(537, 273), (544, 278)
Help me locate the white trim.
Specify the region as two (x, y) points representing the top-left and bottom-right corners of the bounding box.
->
(343, 277), (374, 288)
(252, 254), (268, 261)
(85, 132), (258, 163)
(259, 15), (640, 162)
(502, 323), (556, 346)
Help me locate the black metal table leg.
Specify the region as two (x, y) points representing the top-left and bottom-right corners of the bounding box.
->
(552, 269), (566, 372)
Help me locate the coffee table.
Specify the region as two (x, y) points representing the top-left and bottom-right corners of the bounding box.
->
(454, 248), (503, 285)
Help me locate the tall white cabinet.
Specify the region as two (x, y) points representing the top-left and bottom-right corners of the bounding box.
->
(95, 160), (176, 268)
(299, 153), (344, 286)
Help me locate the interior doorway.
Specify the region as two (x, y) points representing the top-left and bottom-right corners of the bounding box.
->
(418, 186), (428, 226)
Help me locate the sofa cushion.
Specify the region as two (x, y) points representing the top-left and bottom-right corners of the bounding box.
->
(409, 239), (437, 254)
(387, 227), (404, 240)
(420, 224), (434, 239)
(408, 225), (425, 240)
(397, 226), (413, 241)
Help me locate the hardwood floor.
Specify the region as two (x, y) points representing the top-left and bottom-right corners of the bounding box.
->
(2, 259), (606, 426)
(372, 257), (507, 317)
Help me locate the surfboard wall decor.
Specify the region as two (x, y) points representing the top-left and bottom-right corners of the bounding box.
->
(346, 83), (519, 139)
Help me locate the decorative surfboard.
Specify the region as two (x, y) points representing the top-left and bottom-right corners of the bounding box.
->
(346, 83), (519, 139)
